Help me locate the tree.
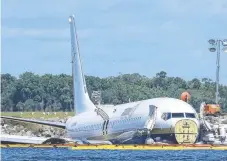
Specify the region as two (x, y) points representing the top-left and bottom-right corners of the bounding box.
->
(1, 71), (227, 112)
(156, 71), (167, 78)
(189, 78), (201, 89)
(1, 74), (17, 111)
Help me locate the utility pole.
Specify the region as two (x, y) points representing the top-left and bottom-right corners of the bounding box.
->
(215, 40), (220, 105)
(208, 39), (227, 104)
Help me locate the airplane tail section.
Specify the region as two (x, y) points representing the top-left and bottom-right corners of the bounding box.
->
(69, 15), (96, 114)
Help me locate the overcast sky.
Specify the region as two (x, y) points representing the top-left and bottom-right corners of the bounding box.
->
(2, 0), (227, 84)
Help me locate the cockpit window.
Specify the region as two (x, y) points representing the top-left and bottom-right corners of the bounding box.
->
(185, 113), (196, 118)
(166, 113), (171, 120)
(161, 113), (167, 120)
(161, 112), (171, 121)
(172, 113), (184, 118)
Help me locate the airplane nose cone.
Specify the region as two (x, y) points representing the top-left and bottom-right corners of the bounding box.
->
(174, 119), (199, 144)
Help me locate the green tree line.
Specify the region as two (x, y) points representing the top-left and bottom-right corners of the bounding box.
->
(1, 71), (227, 112)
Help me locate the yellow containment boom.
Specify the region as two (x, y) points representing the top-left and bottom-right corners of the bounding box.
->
(1, 144), (227, 150)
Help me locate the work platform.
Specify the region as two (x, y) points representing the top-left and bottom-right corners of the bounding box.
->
(1, 144), (227, 150)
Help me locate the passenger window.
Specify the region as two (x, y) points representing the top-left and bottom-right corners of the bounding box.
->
(185, 113), (196, 118)
(172, 113), (184, 118)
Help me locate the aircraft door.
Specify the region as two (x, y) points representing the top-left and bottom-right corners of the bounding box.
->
(145, 105), (157, 130)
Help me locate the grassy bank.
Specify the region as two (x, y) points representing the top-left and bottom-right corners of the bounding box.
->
(1, 112), (74, 119)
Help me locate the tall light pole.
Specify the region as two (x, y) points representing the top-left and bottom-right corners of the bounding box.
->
(208, 39), (227, 104)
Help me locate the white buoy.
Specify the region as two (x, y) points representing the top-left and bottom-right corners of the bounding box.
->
(145, 138), (154, 144)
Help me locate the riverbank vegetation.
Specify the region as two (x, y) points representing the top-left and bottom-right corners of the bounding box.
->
(1, 71), (227, 112)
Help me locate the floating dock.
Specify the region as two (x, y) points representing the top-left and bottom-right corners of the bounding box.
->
(1, 144), (227, 150)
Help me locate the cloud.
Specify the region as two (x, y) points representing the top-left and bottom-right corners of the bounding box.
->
(2, 27), (93, 40)
(155, 0), (227, 17)
(3, 0), (225, 19)
(2, 0), (123, 19)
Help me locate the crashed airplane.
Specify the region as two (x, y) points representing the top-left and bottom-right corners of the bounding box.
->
(1, 15), (200, 145)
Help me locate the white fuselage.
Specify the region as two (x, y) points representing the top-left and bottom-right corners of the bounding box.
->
(66, 98), (200, 143)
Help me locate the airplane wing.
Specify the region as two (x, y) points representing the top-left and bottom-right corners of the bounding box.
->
(1, 116), (66, 129)
(74, 139), (113, 145)
(109, 131), (136, 144)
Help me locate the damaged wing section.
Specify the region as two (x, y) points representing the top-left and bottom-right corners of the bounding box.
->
(1, 134), (72, 144)
(1, 134), (49, 144)
(1, 116), (66, 129)
(78, 140), (113, 145)
(112, 131), (136, 144)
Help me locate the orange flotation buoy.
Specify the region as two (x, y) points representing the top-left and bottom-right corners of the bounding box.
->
(181, 92), (191, 102)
